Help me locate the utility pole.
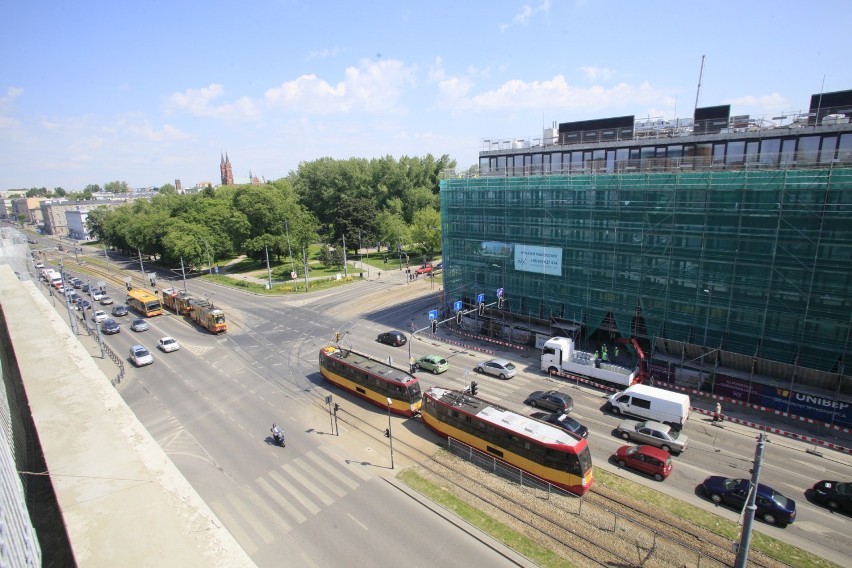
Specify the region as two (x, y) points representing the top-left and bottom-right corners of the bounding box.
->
(735, 433), (767, 567)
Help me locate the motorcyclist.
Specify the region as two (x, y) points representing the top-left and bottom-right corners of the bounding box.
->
(271, 422), (284, 445)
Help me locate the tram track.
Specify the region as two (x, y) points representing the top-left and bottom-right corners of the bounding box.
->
(326, 400), (791, 568)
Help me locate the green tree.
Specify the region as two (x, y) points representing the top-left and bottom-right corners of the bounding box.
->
(54, 187), (67, 197)
(411, 208), (442, 253)
(103, 180), (130, 193)
(158, 183), (176, 195)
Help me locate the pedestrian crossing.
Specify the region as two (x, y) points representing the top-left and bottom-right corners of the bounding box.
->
(208, 445), (373, 555)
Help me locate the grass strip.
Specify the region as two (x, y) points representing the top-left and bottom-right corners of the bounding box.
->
(398, 469), (575, 568)
(594, 469), (841, 568)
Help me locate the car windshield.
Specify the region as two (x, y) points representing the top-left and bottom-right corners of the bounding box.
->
(504, 362), (516, 370)
(136, 348), (150, 357)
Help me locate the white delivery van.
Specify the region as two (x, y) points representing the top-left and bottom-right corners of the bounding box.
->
(608, 384), (690, 429)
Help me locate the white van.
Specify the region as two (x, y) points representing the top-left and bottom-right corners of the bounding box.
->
(608, 384), (690, 429)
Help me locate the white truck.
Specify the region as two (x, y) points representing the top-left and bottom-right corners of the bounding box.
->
(540, 336), (643, 388)
(608, 384), (691, 429)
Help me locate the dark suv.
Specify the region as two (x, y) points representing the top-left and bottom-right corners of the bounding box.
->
(525, 390), (574, 413)
(377, 331), (406, 346)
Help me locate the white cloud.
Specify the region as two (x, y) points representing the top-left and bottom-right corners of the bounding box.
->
(580, 66), (615, 82)
(264, 59), (416, 115)
(500, 0), (552, 32)
(725, 93), (791, 114)
(435, 74), (664, 115)
(164, 84), (260, 120)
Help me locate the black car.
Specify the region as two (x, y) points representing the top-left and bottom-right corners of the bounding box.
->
(76, 300), (92, 311)
(377, 331), (406, 347)
(811, 480), (852, 513)
(112, 304), (129, 317)
(100, 319), (120, 335)
(524, 390), (574, 413)
(532, 411), (589, 438)
(81, 283), (91, 293)
(701, 476), (796, 527)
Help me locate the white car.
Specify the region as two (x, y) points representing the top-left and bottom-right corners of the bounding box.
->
(100, 296), (114, 305)
(91, 310), (108, 323)
(91, 290), (105, 301)
(157, 337), (180, 353)
(129, 344), (154, 367)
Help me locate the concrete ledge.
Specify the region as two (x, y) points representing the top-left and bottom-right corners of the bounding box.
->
(0, 266), (254, 567)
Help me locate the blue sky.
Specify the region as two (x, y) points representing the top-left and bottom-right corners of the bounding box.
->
(2, 0), (851, 191)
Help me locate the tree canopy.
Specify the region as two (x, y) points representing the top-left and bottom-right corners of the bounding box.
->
(87, 153), (453, 267)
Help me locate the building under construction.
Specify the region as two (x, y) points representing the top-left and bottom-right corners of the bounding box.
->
(440, 88), (852, 427)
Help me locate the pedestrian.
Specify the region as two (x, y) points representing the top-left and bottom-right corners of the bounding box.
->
(615, 346), (620, 359)
(378, 271), (382, 278)
(714, 402), (722, 422)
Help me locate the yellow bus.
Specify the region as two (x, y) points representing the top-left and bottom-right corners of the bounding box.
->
(126, 289), (164, 317)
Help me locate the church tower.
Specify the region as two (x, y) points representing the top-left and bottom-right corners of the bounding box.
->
(220, 153), (234, 186)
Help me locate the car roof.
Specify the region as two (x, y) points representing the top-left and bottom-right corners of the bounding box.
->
(131, 344), (146, 351)
(635, 445), (671, 459)
(487, 358), (511, 365)
(638, 420), (669, 431)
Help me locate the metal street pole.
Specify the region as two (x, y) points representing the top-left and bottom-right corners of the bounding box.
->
(265, 246), (273, 290)
(137, 248), (146, 287)
(285, 220), (295, 273)
(734, 433), (766, 567)
(342, 235), (348, 277)
(302, 245), (309, 291)
(386, 398), (395, 470)
(180, 257), (188, 293)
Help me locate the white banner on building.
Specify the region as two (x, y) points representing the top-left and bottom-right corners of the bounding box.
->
(514, 244), (562, 276)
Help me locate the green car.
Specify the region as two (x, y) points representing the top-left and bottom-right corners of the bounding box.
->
(415, 354), (449, 374)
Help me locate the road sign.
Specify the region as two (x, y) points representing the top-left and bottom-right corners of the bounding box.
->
(428, 309), (438, 320)
(476, 293), (485, 304)
(325, 395), (333, 405)
(453, 300), (462, 311)
(291, 271), (298, 280)
(496, 287), (504, 298)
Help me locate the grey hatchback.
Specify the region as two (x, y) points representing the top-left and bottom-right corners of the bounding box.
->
(525, 390), (574, 413)
(474, 358), (516, 380)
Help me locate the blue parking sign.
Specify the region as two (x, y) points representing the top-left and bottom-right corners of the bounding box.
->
(453, 300), (462, 311)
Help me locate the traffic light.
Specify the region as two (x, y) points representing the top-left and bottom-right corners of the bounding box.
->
(456, 310), (463, 324)
(497, 296), (504, 310)
(333, 403), (340, 413)
(431, 319), (438, 333)
(384, 428), (390, 438)
(478, 302), (486, 316)
(470, 381), (478, 396)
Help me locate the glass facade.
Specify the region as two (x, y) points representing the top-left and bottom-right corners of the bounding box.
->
(440, 168), (852, 378)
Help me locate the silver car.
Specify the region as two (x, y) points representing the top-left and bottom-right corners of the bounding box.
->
(615, 419), (688, 453)
(474, 358), (516, 380)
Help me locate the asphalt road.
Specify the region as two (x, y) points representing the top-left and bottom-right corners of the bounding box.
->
(43, 251), (852, 567)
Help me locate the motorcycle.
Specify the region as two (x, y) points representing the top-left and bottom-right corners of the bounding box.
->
(271, 425), (285, 447)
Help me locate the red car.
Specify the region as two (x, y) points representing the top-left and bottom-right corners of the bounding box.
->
(615, 445), (672, 481)
(414, 263), (433, 274)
